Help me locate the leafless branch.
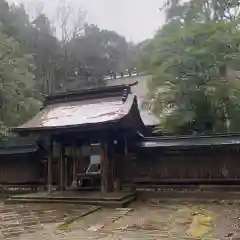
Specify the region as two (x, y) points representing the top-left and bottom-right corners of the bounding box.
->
(57, 0), (87, 43)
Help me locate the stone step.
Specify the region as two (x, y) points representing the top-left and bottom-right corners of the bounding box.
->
(10, 192), (136, 202)
(7, 195), (136, 208)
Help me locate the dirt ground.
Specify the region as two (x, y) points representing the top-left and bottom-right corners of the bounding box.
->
(0, 199), (240, 240)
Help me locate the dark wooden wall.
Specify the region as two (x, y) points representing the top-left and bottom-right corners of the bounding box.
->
(3, 146), (240, 187)
(0, 154), (43, 184)
(120, 148), (240, 183)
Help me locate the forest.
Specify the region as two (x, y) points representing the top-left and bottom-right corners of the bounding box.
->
(140, 0), (240, 134)
(1, 0), (240, 144)
(0, 0), (140, 143)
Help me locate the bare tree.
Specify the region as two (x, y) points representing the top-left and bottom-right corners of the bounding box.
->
(57, 0), (87, 43)
(55, 0), (87, 91)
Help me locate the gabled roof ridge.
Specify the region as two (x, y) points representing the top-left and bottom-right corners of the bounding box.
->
(13, 82), (143, 134)
(45, 82), (138, 106)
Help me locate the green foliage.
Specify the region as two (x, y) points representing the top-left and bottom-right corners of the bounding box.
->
(0, 26), (41, 139)
(141, 1), (240, 134)
(67, 24), (138, 82)
(162, 0), (240, 23)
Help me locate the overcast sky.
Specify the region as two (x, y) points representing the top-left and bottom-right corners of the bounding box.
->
(7, 0), (166, 43)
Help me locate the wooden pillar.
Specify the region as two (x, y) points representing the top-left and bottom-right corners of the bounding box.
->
(108, 140), (114, 192)
(73, 145), (76, 180)
(60, 143), (65, 191)
(101, 136), (115, 193)
(48, 138), (53, 193)
(124, 136), (128, 155)
(101, 142), (110, 193)
(71, 143), (77, 187)
(64, 154), (68, 189)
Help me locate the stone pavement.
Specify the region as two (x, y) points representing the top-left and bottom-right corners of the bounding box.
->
(0, 200), (240, 239)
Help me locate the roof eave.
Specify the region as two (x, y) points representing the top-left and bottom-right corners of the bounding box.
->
(14, 96), (144, 135)
(13, 118), (120, 135)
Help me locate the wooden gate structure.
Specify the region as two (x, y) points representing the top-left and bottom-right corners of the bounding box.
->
(14, 83), (144, 193)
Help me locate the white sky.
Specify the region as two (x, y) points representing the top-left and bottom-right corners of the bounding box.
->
(7, 0), (166, 43)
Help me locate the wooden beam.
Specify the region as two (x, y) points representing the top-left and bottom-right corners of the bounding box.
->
(72, 144), (77, 187)
(60, 143), (65, 190)
(101, 142), (110, 193)
(73, 146), (76, 179)
(47, 138), (53, 193)
(101, 136), (116, 193)
(64, 154), (68, 189)
(124, 137), (128, 155)
(108, 140), (114, 192)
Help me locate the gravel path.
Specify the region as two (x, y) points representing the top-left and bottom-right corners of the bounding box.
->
(0, 200), (239, 239)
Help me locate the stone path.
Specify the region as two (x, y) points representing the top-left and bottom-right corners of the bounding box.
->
(0, 200), (240, 239)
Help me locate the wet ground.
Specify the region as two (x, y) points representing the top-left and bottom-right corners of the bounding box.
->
(0, 199), (240, 239)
